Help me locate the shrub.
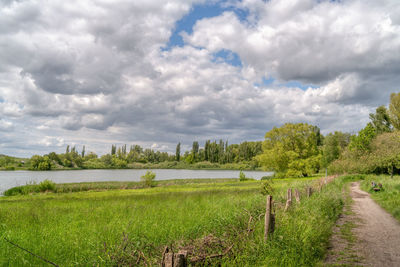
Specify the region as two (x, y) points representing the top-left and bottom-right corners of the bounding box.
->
(140, 171), (156, 187)
(38, 179), (56, 192)
(239, 170), (255, 181)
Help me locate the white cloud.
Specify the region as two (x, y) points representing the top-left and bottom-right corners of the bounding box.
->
(0, 119), (13, 132)
(0, 0), (399, 157)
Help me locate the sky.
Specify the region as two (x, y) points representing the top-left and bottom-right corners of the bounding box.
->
(1, 0), (400, 157)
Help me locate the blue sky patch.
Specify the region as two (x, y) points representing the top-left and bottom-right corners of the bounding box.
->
(212, 49), (242, 67)
(163, 1), (249, 50)
(255, 77), (318, 90)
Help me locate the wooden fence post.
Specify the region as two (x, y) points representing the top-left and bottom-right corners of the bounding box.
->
(284, 188), (292, 212)
(174, 250), (188, 267)
(164, 252), (174, 267)
(307, 187), (312, 197)
(264, 195), (274, 241)
(162, 247), (188, 267)
(294, 189), (300, 203)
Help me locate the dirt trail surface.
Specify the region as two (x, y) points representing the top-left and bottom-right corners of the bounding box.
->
(325, 182), (400, 266)
(351, 182), (400, 266)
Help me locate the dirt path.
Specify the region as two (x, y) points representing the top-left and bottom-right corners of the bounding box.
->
(325, 182), (400, 266)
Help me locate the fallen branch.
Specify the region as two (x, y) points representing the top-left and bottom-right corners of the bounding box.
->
(243, 209), (254, 234)
(189, 244), (234, 263)
(139, 250), (149, 267)
(4, 237), (59, 267)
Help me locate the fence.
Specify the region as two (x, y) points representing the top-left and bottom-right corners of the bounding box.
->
(162, 175), (339, 266)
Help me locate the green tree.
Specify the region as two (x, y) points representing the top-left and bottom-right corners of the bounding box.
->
(30, 155), (52, 170)
(176, 142), (181, 161)
(369, 105), (392, 133)
(349, 123), (376, 153)
(257, 123), (321, 177)
(141, 171), (156, 187)
(389, 92), (400, 130)
(111, 145), (117, 155)
(192, 141), (199, 161)
(322, 131), (351, 166)
(81, 145), (86, 158)
(368, 132), (400, 177)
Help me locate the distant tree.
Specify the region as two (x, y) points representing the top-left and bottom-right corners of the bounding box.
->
(30, 155), (52, 170)
(218, 139), (225, 164)
(257, 123), (322, 177)
(370, 105), (392, 133)
(81, 145), (86, 158)
(192, 141), (199, 161)
(141, 171), (156, 187)
(349, 123), (377, 153)
(369, 132), (400, 177)
(100, 154), (113, 166)
(204, 140), (210, 161)
(111, 144), (116, 155)
(66, 145), (70, 154)
(322, 132), (351, 166)
(389, 92), (400, 130)
(48, 152), (62, 165)
(175, 142), (181, 161)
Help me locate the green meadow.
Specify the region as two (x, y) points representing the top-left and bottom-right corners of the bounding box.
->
(0, 176), (353, 266)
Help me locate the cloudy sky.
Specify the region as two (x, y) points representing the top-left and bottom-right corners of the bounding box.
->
(1, 0), (400, 157)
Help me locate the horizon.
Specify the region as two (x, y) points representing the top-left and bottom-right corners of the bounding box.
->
(1, 0), (400, 158)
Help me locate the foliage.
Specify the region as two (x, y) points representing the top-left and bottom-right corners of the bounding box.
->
(260, 177), (274, 195)
(369, 105), (392, 134)
(29, 155), (52, 170)
(389, 92), (400, 130)
(348, 123), (376, 153)
(140, 171), (156, 187)
(322, 131), (351, 166)
(367, 132), (400, 175)
(329, 131), (400, 175)
(38, 179), (56, 192)
(257, 123), (322, 177)
(239, 170), (247, 181)
(111, 156), (127, 168)
(175, 142), (181, 161)
(4, 179), (56, 196)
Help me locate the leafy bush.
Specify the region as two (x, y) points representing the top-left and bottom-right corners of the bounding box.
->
(3, 185), (30, 196)
(38, 179), (56, 192)
(3, 180), (56, 196)
(239, 170), (247, 181)
(140, 171), (156, 187)
(30, 155), (52, 170)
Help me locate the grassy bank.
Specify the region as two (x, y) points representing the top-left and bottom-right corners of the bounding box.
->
(360, 175), (400, 221)
(0, 157), (262, 171)
(3, 178), (239, 196)
(0, 177), (351, 266)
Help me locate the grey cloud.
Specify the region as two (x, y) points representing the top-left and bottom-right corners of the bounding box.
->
(187, 0), (400, 104)
(0, 0), (398, 157)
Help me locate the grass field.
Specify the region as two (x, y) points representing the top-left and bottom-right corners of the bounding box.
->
(360, 175), (400, 221)
(0, 176), (352, 266)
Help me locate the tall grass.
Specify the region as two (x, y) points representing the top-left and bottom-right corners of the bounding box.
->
(0, 177), (353, 266)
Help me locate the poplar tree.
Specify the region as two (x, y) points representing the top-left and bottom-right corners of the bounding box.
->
(176, 142), (181, 161)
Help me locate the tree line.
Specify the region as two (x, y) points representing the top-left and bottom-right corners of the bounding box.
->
(26, 140), (263, 170)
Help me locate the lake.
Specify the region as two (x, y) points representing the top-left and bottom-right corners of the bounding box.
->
(0, 169), (273, 194)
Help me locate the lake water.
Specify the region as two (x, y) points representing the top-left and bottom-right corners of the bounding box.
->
(0, 169), (273, 194)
